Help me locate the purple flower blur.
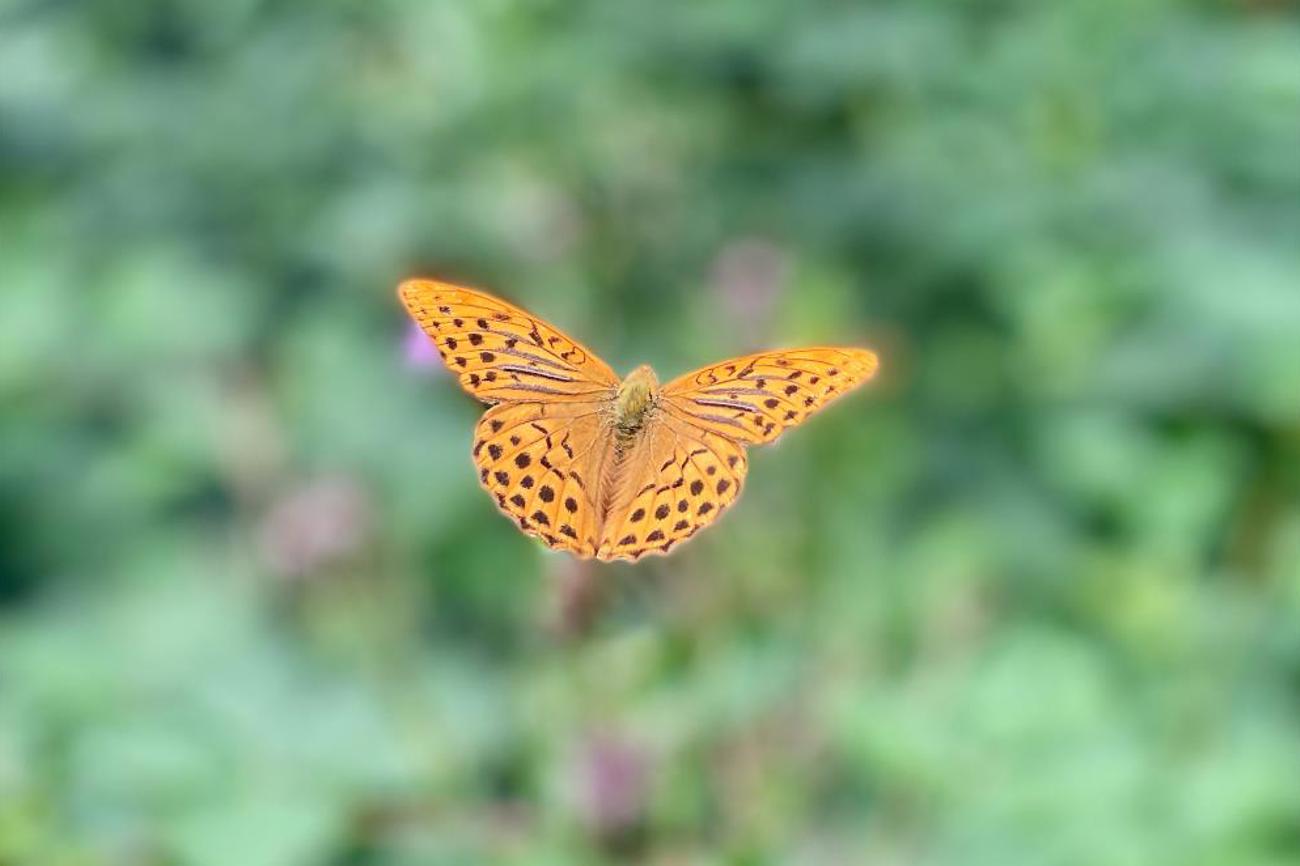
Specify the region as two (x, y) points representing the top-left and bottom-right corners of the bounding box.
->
(576, 732), (651, 845)
(259, 477), (372, 580)
(403, 321), (443, 372)
(711, 237), (790, 346)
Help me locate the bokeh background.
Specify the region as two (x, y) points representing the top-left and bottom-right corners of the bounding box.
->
(4, 1), (1300, 864)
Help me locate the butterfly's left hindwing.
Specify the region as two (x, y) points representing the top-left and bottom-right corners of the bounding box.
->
(400, 280), (620, 404)
(473, 401), (615, 558)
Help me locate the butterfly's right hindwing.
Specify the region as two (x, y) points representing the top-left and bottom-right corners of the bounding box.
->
(597, 416), (748, 562)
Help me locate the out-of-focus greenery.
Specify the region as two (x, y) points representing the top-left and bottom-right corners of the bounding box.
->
(3, 0), (1300, 863)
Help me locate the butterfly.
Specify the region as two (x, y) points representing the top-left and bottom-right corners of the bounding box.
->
(399, 280), (879, 562)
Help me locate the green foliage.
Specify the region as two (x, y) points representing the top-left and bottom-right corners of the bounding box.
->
(2, 0), (1299, 863)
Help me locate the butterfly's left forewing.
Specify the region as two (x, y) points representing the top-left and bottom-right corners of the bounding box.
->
(399, 280), (620, 404)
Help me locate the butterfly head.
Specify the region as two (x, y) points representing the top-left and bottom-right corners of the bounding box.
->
(614, 364), (660, 433)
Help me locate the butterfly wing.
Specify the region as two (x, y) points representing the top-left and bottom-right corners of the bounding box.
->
(399, 280), (620, 404)
(402, 279), (624, 557)
(596, 415), (749, 562)
(474, 400), (617, 558)
(595, 347), (878, 561)
(660, 348), (878, 445)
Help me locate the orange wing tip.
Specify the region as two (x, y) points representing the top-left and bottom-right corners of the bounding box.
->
(399, 278), (502, 297)
(845, 347), (880, 375)
(397, 278), (480, 306)
(397, 277), (431, 295)
(833, 347), (880, 388)
(397, 279), (434, 315)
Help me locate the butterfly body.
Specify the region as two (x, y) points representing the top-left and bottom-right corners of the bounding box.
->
(614, 365), (660, 435)
(399, 280), (878, 562)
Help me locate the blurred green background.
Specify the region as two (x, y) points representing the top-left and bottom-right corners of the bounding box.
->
(3, 0), (1300, 864)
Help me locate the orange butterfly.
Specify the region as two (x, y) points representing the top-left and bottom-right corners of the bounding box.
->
(399, 280), (879, 562)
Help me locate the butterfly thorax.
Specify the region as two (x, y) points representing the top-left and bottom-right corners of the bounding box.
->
(613, 365), (659, 436)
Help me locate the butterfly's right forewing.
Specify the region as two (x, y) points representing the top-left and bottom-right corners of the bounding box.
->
(661, 348), (878, 444)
